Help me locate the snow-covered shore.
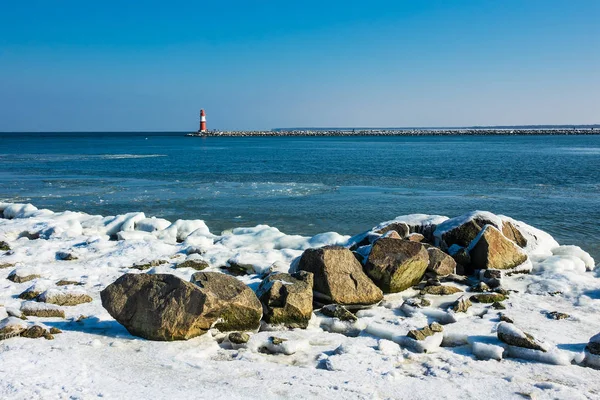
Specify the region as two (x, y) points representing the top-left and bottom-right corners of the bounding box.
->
(1, 202), (600, 399)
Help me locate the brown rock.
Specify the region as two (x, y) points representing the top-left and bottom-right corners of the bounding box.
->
(364, 238), (429, 293)
(407, 233), (425, 243)
(190, 272), (262, 332)
(420, 285), (463, 295)
(297, 246), (383, 306)
(427, 247), (456, 276)
(20, 302), (65, 318)
(470, 293), (507, 303)
(407, 322), (444, 341)
(450, 296), (472, 313)
(469, 226), (528, 270)
(175, 259), (210, 271)
(256, 271), (314, 328)
(38, 290), (93, 306)
(7, 271), (41, 283)
(375, 222), (409, 238)
(501, 221), (528, 248)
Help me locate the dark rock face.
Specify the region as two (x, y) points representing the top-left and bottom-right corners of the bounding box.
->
(101, 273), (214, 341)
(364, 238), (429, 293)
(0, 241), (10, 251)
(427, 248), (456, 277)
(469, 226), (528, 270)
(190, 272), (262, 332)
(501, 221), (528, 248)
(256, 271), (313, 328)
(297, 246), (383, 306)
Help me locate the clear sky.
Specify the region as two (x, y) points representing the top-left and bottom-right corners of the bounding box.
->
(1, 1), (599, 131)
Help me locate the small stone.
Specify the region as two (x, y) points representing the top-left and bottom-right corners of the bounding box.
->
(20, 302), (65, 318)
(38, 289), (93, 306)
(450, 296), (472, 313)
(430, 322), (443, 332)
(228, 332), (250, 344)
(499, 313), (514, 323)
(56, 251), (77, 261)
(7, 271), (41, 283)
(56, 280), (84, 286)
(321, 304), (358, 322)
(21, 325), (46, 339)
(49, 327), (62, 334)
(0, 263), (15, 269)
(270, 336), (287, 345)
(470, 293), (507, 303)
(225, 260), (254, 276)
(497, 322), (547, 352)
(471, 282), (490, 293)
(494, 287), (510, 296)
(491, 301), (506, 310)
(131, 259), (167, 270)
(420, 298), (432, 307)
(18, 288), (42, 300)
(0, 241), (10, 251)
(375, 222), (410, 238)
(407, 323), (443, 341)
(175, 259), (210, 271)
(548, 311), (569, 320)
(420, 285), (463, 296)
(482, 269), (503, 280)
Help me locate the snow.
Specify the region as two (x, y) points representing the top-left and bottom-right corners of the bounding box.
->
(1, 203), (600, 399)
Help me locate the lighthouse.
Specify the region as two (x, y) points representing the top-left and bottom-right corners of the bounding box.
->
(199, 109), (207, 133)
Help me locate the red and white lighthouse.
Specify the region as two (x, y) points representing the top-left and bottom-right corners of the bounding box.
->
(199, 109), (207, 133)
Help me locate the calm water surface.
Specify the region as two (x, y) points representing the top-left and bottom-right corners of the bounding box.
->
(1, 133), (599, 260)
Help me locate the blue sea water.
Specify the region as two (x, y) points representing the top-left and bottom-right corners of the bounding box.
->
(1, 132), (599, 259)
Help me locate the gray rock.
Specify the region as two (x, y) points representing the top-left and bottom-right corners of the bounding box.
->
(228, 331), (250, 344)
(7, 270), (41, 283)
(320, 304), (357, 322)
(175, 259), (210, 271)
(407, 322), (444, 341)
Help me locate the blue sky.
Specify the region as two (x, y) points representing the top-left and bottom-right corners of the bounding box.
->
(1, 1), (599, 131)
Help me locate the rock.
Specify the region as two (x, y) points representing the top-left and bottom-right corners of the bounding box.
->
(375, 222), (409, 238)
(450, 247), (471, 271)
(7, 270), (41, 283)
(407, 322), (444, 341)
(492, 301), (506, 310)
(364, 238), (429, 293)
(228, 331), (250, 344)
(470, 293), (507, 303)
(420, 285), (463, 296)
(101, 273), (216, 340)
(185, 246), (205, 255)
(18, 285), (44, 300)
(450, 296), (472, 313)
(270, 336), (287, 345)
(420, 298), (432, 307)
(435, 213), (501, 249)
(20, 301), (65, 318)
(407, 233), (426, 242)
(486, 278), (502, 289)
(190, 272), (262, 332)
(499, 313), (514, 323)
(256, 271), (313, 329)
(586, 333), (600, 356)
(497, 322), (547, 352)
(441, 274), (470, 284)
(426, 248), (456, 277)
(56, 251), (77, 261)
(501, 221), (528, 247)
(225, 260), (254, 276)
(0, 241), (10, 251)
(297, 246), (383, 306)
(0, 317), (27, 340)
(56, 280), (84, 286)
(471, 282), (490, 293)
(21, 325), (46, 339)
(131, 259), (168, 270)
(320, 304), (358, 322)
(49, 327), (62, 334)
(38, 289), (93, 306)
(547, 311), (569, 320)
(175, 259), (210, 271)
(0, 262), (15, 269)
(382, 231), (402, 240)
(469, 225), (528, 270)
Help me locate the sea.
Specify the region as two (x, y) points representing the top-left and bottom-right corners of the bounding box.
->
(1, 132), (599, 260)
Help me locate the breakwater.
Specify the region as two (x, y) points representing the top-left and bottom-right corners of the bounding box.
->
(187, 128), (599, 137)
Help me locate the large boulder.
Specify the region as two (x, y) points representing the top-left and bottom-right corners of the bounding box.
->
(297, 246), (383, 307)
(469, 225), (528, 270)
(101, 274), (215, 340)
(426, 247), (456, 276)
(256, 271), (313, 328)
(190, 272), (262, 332)
(363, 238), (429, 293)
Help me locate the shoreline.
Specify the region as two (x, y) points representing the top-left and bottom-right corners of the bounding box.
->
(186, 128), (600, 137)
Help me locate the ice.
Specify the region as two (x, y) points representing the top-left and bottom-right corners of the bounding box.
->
(135, 217), (172, 232)
(1, 203), (39, 219)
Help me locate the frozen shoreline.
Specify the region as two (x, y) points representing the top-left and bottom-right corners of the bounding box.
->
(1, 202), (600, 399)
